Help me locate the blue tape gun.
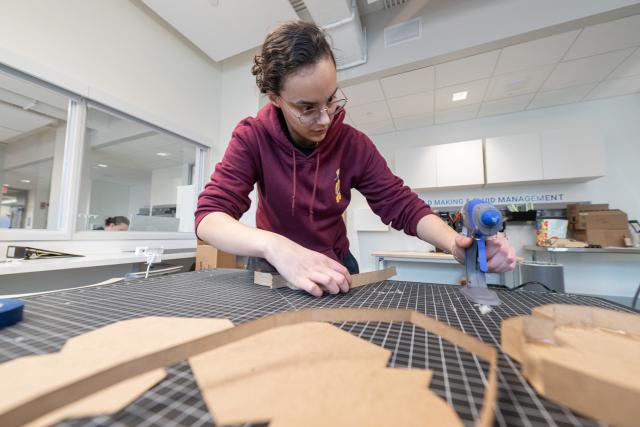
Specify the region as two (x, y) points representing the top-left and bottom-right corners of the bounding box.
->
(0, 299), (25, 328)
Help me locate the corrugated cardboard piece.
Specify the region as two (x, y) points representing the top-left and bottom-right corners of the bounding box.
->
(501, 304), (640, 427)
(196, 239), (236, 270)
(0, 308), (497, 427)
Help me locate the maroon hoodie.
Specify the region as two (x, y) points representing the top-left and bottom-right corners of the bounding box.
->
(195, 103), (433, 262)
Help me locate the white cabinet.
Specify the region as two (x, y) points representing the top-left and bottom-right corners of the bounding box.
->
(395, 145), (437, 189)
(435, 140), (484, 188)
(540, 129), (606, 181)
(485, 133), (543, 184)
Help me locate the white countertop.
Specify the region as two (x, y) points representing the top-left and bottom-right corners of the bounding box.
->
(0, 250), (196, 275)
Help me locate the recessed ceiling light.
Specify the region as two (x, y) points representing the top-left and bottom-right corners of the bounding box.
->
(156, 152), (171, 157)
(20, 179), (31, 183)
(96, 163), (108, 168)
(452, 91), (468, 102)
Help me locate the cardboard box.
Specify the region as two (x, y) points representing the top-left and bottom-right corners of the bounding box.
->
(574, 210), (629, 230)
(196, 240), (237, 270)
(566, 203), (609, 226)
(572, 228), (631, 247)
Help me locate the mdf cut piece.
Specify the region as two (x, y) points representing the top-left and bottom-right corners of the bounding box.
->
(25, 370), (165, 427)
(0, 317), (234, 426)
(501, 304), (640, 427)
(254, 266), (397, 290)
(190, 322), (460, 427)
(1, 308), (497, 427)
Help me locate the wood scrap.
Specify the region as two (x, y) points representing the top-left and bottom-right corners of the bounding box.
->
(501, 304), (640, 427)
(190, 321), (461, 426)
(254, 266), (397, 290)
(0, 308), (497, 427)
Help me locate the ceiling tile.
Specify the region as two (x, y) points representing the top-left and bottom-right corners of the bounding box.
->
(356, 120), (396, 136)
(609, 47), (640, 79)
(387, 92), (434, 118)
(342, 80), (386, 107)
(485, 65), (554, 100)
(346, 101), (392, 125)
(541, 49), (633, 91)
(380, 66), (435, 98)
(478, 94), (535, 118)
(494, 30), (580, 75)
(564, 14), (640, 60)
(435, 79), (489, 110)
(528, 84), (595, 110)
(434, 104), (480, 125)
(584, 75), (640, 100)
(435, 50), (500, 88)
(393, 113), (434, 131)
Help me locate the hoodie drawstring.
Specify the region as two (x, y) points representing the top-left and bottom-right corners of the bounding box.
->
(309, 153), (320, 221)
(291, 150), (297, 216)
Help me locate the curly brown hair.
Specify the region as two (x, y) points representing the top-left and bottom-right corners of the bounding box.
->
(252, 21), (336, 95)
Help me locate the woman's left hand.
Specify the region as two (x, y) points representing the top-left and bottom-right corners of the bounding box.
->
(452, 233), (516, 272)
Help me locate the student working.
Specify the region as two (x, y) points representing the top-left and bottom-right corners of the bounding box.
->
(196, 21), (516, 297)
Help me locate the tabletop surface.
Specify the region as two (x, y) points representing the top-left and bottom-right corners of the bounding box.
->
(0, 269), (634, 427)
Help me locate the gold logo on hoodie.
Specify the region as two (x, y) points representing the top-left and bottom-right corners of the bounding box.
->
(334, 168), (342, 203)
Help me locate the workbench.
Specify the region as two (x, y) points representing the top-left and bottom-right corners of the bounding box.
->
(0, 269), (634, 426)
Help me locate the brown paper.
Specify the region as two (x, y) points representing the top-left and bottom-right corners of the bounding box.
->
(1, 309), (497, 427)
(501, 304), (640, 427)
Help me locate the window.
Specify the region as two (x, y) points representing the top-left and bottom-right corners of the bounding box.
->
(0, 70), (69, 230)
(76, 106), (199, 233)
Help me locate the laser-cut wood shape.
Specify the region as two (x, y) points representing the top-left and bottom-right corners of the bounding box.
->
(190, 321), (461, 426)
(0, 317), (233, 427)
(501, 304), (640, 427)
(254, 266), (397, 290)
(0, 309), (497, 427)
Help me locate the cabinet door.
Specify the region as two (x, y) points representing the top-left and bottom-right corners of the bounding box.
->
(394, 145), (437, 189)
(485, 134), (543, 184)
(435, 139), (484, 188)
(541, 129), (606, 181)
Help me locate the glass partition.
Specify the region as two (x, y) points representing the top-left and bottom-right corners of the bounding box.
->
(76, 106), (198, 233)
(0, 70), (69, 230)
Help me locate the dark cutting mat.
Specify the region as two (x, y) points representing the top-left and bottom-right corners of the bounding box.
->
(0, 269), (633, 427)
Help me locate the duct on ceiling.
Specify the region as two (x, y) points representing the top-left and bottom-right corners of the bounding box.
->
(303, 0), (367, 70)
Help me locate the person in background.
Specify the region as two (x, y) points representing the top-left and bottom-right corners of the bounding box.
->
(196, 21), (516, 297)
(104, 216), (130, 231)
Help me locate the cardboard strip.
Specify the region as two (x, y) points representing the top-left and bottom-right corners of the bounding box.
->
(254, 267), (397, 290)
(1, 308), (497, 427)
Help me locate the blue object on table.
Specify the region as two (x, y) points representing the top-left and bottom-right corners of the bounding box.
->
(461, 199), (503, 306)
(0, 299), (25, 327)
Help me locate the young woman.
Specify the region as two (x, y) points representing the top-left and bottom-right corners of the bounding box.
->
(196, 21), (515, 297)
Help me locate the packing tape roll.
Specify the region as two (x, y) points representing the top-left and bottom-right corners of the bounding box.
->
(0, 299), (25, 328)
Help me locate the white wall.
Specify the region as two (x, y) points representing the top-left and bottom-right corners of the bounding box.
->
(351, 93), (640, 298)
(215, 50), (262, 227)
(0, 0), (222, 145)
(150, 165), (183, 206)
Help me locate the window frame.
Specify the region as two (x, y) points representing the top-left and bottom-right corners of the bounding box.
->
(0, 66), (209, 242)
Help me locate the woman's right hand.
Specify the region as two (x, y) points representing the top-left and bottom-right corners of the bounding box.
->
(265, 235), (351, 297)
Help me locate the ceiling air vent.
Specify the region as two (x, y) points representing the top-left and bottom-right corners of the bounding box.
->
(384, 16), (421, 48)
(383, 0), (409, 9)
(288, 0), (313, 21)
